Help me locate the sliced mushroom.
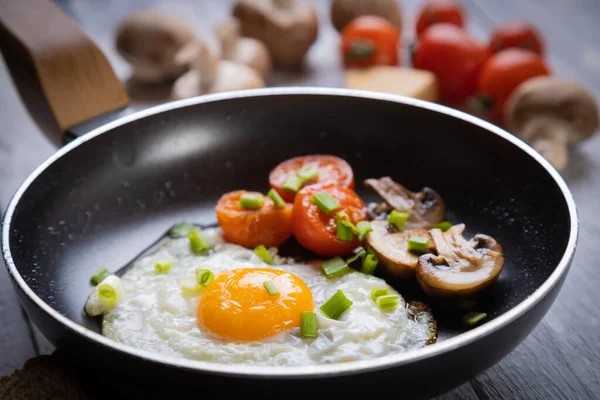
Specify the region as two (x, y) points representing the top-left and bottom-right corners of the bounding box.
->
(366, 220), (434, 278)
(364, 177), (446, 229)
(416, 224), (504, 298)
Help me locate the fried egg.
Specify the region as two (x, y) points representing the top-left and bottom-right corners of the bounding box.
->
(100, 228), (434, 366)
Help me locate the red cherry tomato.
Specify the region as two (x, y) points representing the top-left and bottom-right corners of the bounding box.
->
(412, 23), (488, 105)
(292, 183), (368, 257)
(488, 21), (544, 56)
(416, 0), (465, 36)
(475, 48), (550, 122)
(341, 15), (401, 68)
(269, 155), (355, 203)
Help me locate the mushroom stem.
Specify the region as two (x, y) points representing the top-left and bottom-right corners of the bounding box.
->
(520, 117), (570, 172)
(217, 18), (241, 60)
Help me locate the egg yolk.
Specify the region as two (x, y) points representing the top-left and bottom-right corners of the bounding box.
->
(198, 268), (314, 341)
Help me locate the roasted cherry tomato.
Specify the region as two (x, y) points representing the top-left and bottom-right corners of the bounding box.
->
(292, 183), (368, 257)
(412, 23), (488, 105)
(269, 155), (355, 203)
(416, 0), (465, 36)
(216, 190), (293, 248)
(475, 48), (550, 122)
(341, 15), (401, 68)
(488, 21), (544, 56)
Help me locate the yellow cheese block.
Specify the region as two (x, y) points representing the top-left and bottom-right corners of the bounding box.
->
(344, 66), (439, 102)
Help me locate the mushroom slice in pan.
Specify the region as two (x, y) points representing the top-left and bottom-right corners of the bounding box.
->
(366, 220), (435, 278)
(364, 177), (446, 228)
(416, 224), (504, 298)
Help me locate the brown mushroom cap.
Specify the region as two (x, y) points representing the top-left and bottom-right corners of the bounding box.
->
(330, 0), (403, 32)
(416, 224), (504, 298)
(505, 76), (599, 145)
(366, 220), (434, 278)
(116, 11), (196, 82)
(364, 177), (446, 229)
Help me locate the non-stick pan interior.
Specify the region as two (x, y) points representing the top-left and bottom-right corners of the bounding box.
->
(7, 91), (571, 343)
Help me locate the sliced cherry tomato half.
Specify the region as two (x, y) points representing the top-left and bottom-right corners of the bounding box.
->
(292, 183), (368, 258)
(341, 15), (401, 68)
(269, 155), (355, 203)
(416, 0), (465, 37)
(488, 21), (544, 56)
(216, 190), (293, 248)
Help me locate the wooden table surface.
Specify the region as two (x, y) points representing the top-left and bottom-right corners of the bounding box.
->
(1, 0), (599, 398)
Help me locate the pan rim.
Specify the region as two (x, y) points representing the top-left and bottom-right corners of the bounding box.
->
(2, 87), (579, 378)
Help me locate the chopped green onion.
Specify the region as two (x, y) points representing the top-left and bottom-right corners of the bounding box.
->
(97, 275), (125, 308)
(179, 276), (200, 297)
(371, 287), (390, 301)
(361, 248), (379, 275)
(188, 230), (211, 254)
(300, 311), (318, 338)
(267, 189), (286, 208)
(433, 221), (453, 232)
(169, 221), (198, 237)
(457, 299), (477, 310)
(375, 294), (400, 310)
(154, 260), (172, 274)
(389, 210), (409, 231)
(239, 193), (264, 210)
(408, 236), (429, 254)
(311, 191), (341, 214)
(196, 268), (214, 287)
(320, 290), (353, 320)
(356, 221), (373, 242)
(263, 280), (279, 296)
(90, 268), (109, 285)
(336, 211), (356, 242)
(346, 249), (365, 266)
(462, 312), (487, 326)
(283, 175), (302, 193)
(320, 257), (350, 279)
(297, 166), (319, 183)
(255, 245), (274, 265)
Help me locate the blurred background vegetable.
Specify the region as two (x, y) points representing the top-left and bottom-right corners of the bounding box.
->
(415, 0), (465, 36)
(472, 48), (550, 122)
(488, 21), (544, 56)
(504, 77), (599, 172)
(412, 23), (487, 105)
(341, 15), (401, 68)
(330, 0), (403, 31)
(233, 0), (318, 66)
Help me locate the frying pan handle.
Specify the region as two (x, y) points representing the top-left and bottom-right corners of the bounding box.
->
(0, 0), (129, 145)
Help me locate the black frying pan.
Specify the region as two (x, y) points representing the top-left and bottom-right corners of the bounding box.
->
(0, 1), (577, 398)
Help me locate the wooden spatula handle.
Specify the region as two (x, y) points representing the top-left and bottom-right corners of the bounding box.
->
(0, 0), (129, 144)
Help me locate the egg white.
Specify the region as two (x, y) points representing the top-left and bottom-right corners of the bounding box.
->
(101, 228), (433, 366)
